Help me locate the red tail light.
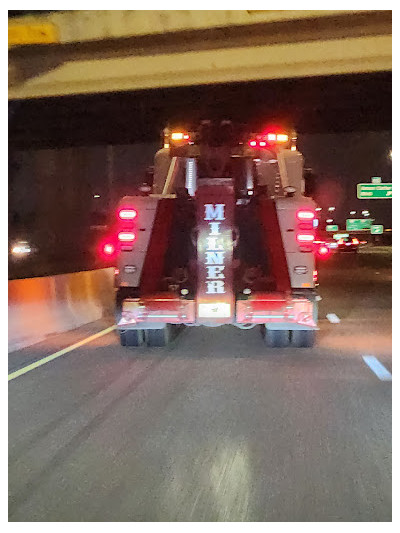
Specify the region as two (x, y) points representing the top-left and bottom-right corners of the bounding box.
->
(118, 208), (137, 220)
(249, 140), (257, 147)
(118, 232), (136, 242)
(338, 238), (344, 245)
(297, 210), (315, 221)
(297, 233), (315, 243)
(352, 238), (359, 245)
(313, 270), (318, 282)
(259, 141), (266, 147)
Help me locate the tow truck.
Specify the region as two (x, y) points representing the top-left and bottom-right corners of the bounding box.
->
(105, 121), (320, 348)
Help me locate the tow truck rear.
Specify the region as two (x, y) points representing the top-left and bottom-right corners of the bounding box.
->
(108, 121), (319, 348)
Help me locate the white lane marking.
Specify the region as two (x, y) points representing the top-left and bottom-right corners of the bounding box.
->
(8, 325), (117, 382)
(362, 355), (392, 381)
(326, 313), (341, 324)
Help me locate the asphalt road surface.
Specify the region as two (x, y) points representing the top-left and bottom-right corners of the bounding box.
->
(8, 247), (392, 521)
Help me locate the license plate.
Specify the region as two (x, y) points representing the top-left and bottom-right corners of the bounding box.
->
(198, 303), (231, 318)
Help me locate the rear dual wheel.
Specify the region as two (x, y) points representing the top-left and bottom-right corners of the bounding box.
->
(262, 327), (316, 348)
(119, 324), (177, 347)
(119, 329), (145, 347)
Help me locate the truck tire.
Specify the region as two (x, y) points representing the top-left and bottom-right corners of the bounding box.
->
(263, 328), (290, 348)
(119, 329), (145, 347)
(291, 329), (316, 348)
(146, 326), (171, 347)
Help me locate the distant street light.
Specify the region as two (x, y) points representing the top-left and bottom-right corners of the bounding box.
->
(350, 211), (356, 215)
(326, 218), (333, 223)
(315, 207), (322, 212)
(362, 210), (370, 217)
(328, 206), (335, 212)
(93, 194), (101, 198)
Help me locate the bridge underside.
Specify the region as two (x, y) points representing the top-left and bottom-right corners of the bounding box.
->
(9, 10), (391, 100)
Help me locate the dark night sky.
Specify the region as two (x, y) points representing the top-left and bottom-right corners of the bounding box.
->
(9, 72), (392, 227)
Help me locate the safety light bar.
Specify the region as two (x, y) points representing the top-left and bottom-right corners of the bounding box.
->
(171, 132), (190, 141)
(249, 131), (290, 148)
(118, 208), (137, 220)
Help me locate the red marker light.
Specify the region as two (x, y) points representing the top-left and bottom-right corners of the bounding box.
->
(118, 232), (136, 242)
(118, 208), (137, 220)
(313, 270), (318, 281)
(297, 210), (315, 221)
(249, 140), (257, 147)
(99, 239), (117, 260)
(103, 243), (115, 255)
(318, 245), (330, 256)
(259, 141), (266, 147)
(267, 133), (277, 142)
(297, 233), (315, 243)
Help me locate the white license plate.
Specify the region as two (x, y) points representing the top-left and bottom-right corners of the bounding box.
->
(198, 303), (231, 318)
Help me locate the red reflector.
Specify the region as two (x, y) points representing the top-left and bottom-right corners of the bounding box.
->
(118, 208), (137, 220)
(297, 210), (315, 221)
(249, 140), (257, 147)
(118, 232), (136, 242)
(352, 238), (359, 245)
(297, 233), (315, 243)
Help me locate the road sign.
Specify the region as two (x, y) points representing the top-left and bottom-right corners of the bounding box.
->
(333, 233), (349, 240)
(371, 177), (382, 184)
(326, 225), (339, 232)
(371, 224), (384, 235)
(357, 183), (392, 199)
(346, 218), (372, 231)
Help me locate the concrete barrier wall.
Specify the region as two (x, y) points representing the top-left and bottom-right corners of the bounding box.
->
(8, 267), (115, 353)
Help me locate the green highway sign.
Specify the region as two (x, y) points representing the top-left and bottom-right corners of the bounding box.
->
(371, 224), (384, 235)
(333, 233), (349, 240)
(357, 183), (392, 199)
(326, 225), (339, 232)
(346, 218), (373, 231)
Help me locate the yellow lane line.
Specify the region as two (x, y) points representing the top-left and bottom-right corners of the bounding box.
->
(8, 325), (117, 382)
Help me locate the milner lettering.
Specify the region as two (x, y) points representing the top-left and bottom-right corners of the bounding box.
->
(204, 204), (226, 294)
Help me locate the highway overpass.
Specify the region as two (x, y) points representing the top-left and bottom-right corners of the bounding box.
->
(8, 10), (392, 99)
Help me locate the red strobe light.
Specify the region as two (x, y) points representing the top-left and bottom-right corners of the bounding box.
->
(118, 232), (136, 242)
(296, 210), (315, 221)
(297, 233), (315, 243)
(118, 208), (137, 220)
